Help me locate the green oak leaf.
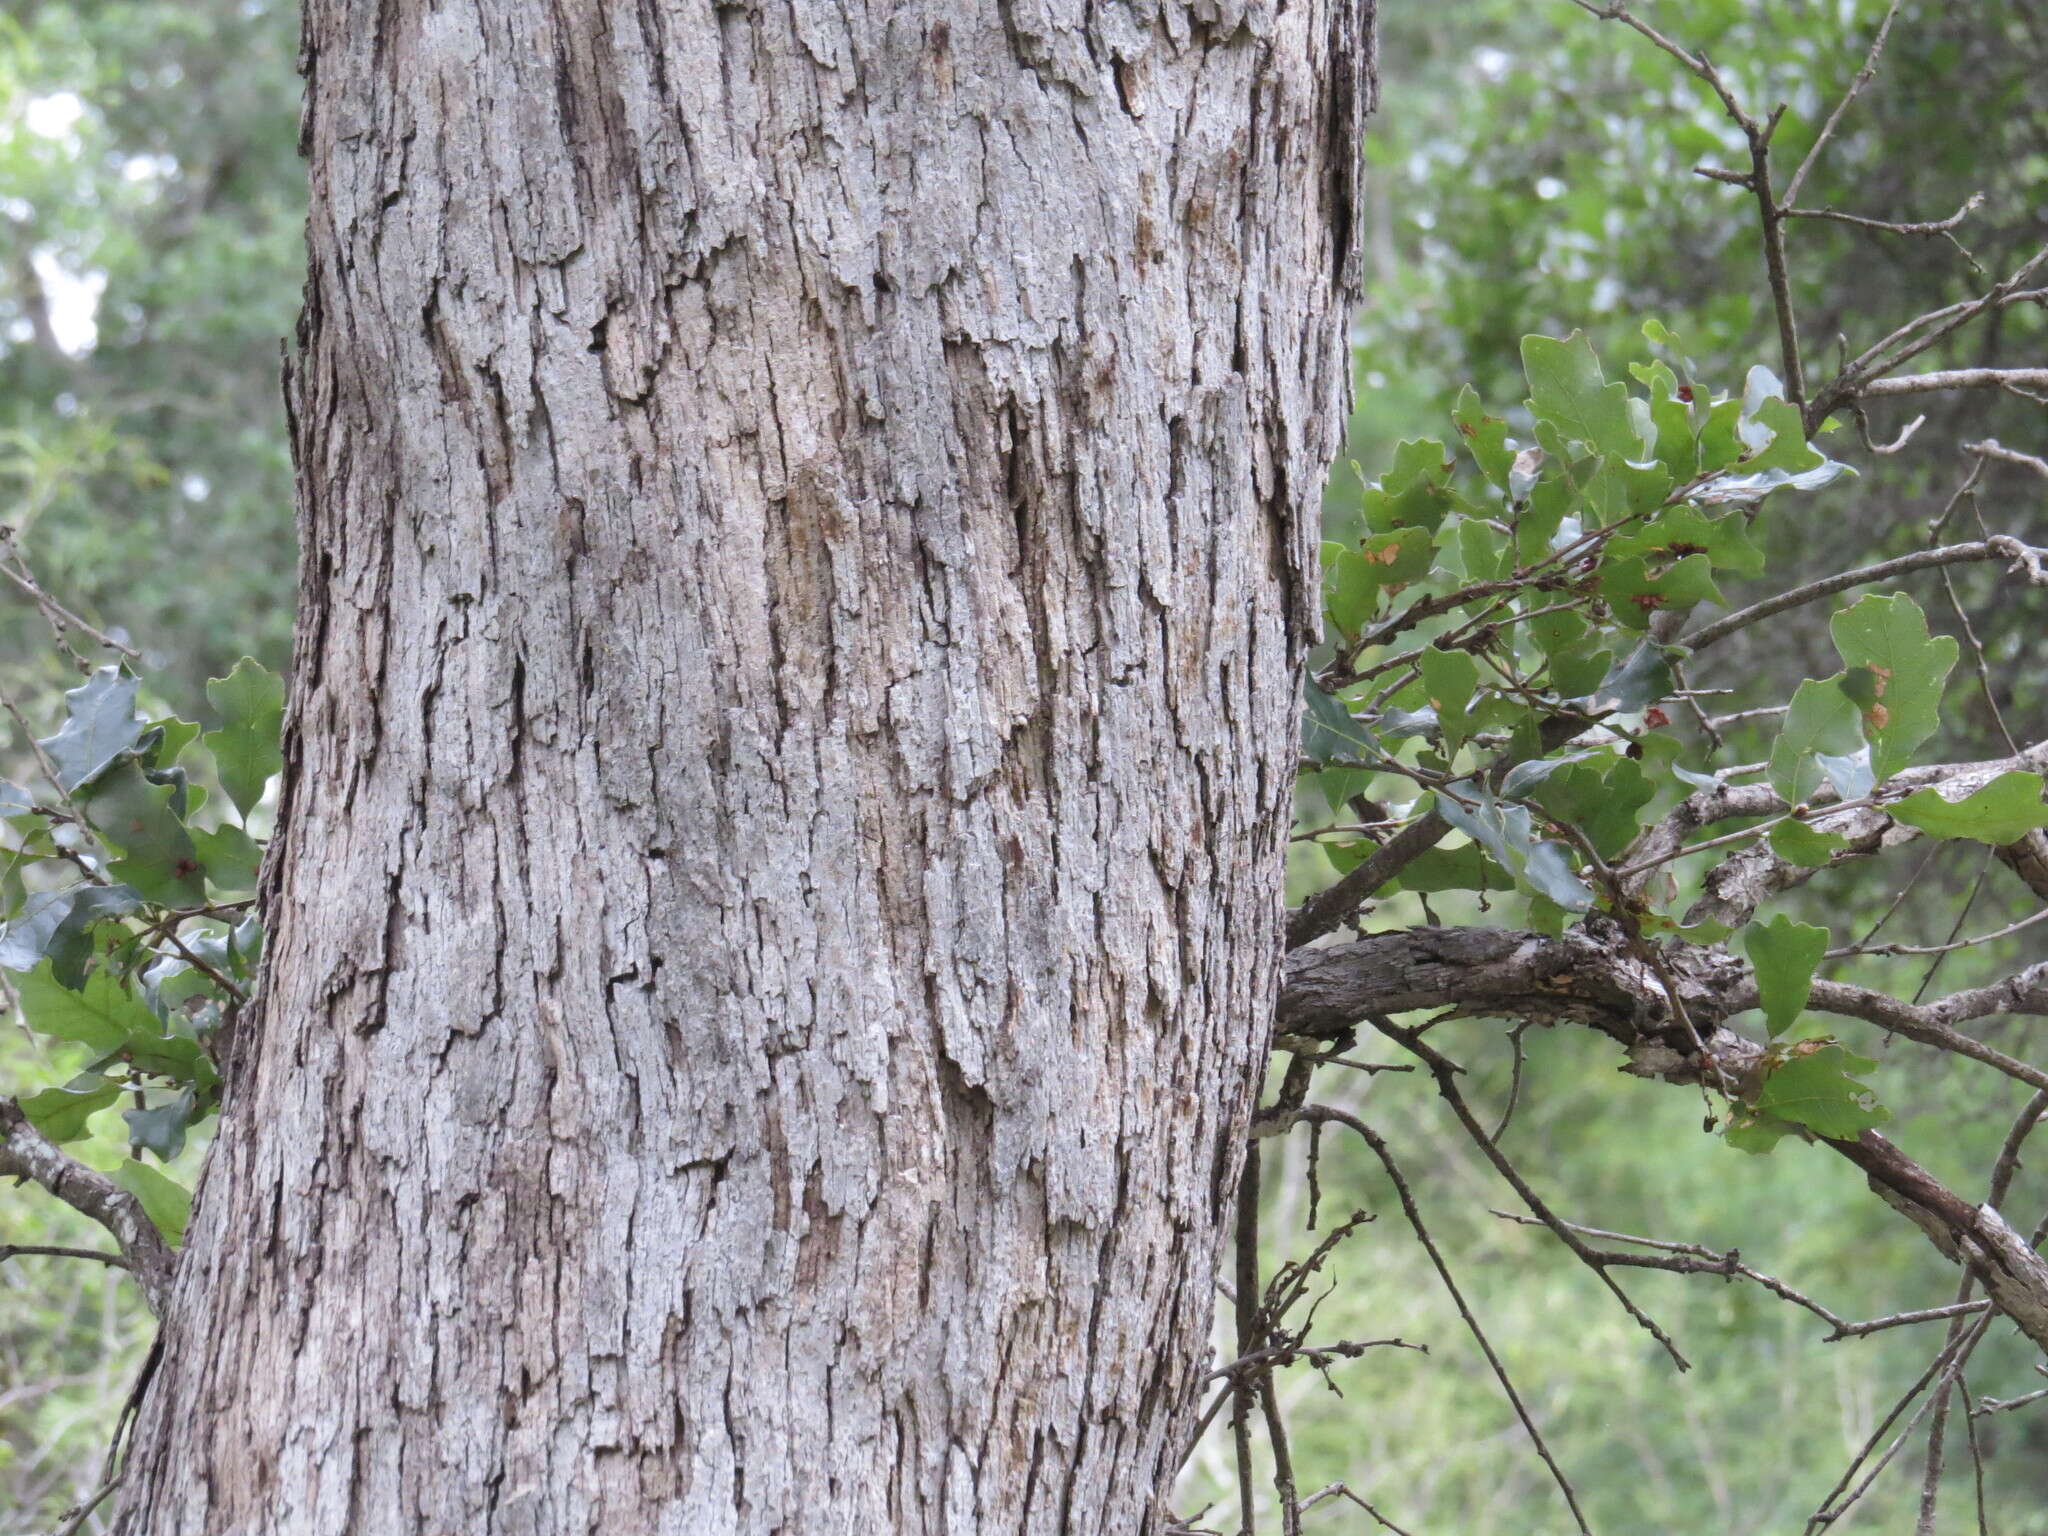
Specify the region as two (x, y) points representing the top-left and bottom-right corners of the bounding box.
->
(35, 667), (146, 793)
(1364, 526), (1436, 587)
(1390, 843), (1510, 895)
(1696, 395), (1746, 476)
(1325, 549), (1379, 636)
(1419, 647), (1481, 755)
(1769, 679), (1865, 805)
(1526, 609), (1589, 658)
(1522, 332), (1641, 458)
(1550, 643), (1615, 701)
(1591, 643), (1677, 712)
(0, 885), (144, 989)
(1530, 756), (1655, 859)
(1754, 1042), (1889, 1139)
(1605, 505), (1765, 576)
(1457, 516), (1511, 582)
(1746, 914), (1829, 1038)
(1828, 594), (1957, 782)
(124, 1087), (199, 1162)
(1889, 771), (2048, 844)
(1724, 1106), (1799, 1155)
(78, 759), (207, 909)
(1364, 440), (1459, 535)
(204, 658), (285, 820)
(1767, 819), (1849, 868)
(1301, 683), (1377, 765)
(191, 822), (264, 892)
(1516, 480), (1573, 569)
(1582, 457), (1673, 528)
(19, 1074), (122, 1143)
(1598, 554), (1724, 631)
(1451, 386), (1515, 488)
(1435, 783), (1594, 912)
(112, 1159), (191, 1245)
(14, 962), (164, 1054)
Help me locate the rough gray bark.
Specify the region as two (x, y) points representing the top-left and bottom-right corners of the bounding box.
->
(114, 4), (1374, 1532)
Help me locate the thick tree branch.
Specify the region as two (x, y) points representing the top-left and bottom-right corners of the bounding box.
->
(1279, 926), (2048, 1350)
(0, 1101), (175, 1313)
(1677, 740), (2048, 929)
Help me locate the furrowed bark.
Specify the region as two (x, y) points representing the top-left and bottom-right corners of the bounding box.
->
(114, 5), (1376, 1532)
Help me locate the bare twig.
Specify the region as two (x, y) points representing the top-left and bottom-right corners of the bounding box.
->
(1853, 367), (2048, 399)
(1683, 538), (2048, 652)
(1369, 1013), (1692, 1369)
(1965, 438), (2048, 480)
(1297, 1104), (1595, 1535)
(1780, 0), (1902, 206)
(1783, 194), (1982, 241)
(0, 1243), (129, 1270)
(1486, 1211), (1989, 1343)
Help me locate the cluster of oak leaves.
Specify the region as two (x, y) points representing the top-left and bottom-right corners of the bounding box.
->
(6, 328), (2047, 1247)
(1, 657), (281, 1242)
(1300, 325), (2048, 1152)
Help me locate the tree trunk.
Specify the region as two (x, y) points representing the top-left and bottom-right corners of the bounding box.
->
(115, 4), (1372, 1530)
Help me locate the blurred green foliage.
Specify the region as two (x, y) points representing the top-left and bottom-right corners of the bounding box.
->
(0, 1), (301, 707)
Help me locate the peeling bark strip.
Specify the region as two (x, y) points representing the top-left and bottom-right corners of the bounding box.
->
(115, 5), (1375, 1532)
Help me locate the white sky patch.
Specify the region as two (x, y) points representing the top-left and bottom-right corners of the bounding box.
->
(180, 474), (211, 502)
(23, 92), (86, 140)
(1536, 176), (1567, 201)
(30, 248), (106, 356)
(122, 153), (179, 184)
(1472, 47), (1512, 82)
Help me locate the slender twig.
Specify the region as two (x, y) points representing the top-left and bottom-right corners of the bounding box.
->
(1974, 1386), (2048, 1419)
(1485, 1211), (1988, 1343)
(1965, 438), (2048, 480)
(1683, 538), (2048, 651)
(1232, 1144), (1262, 1536)
(0, 559), (140, 660)
(1298, 1104), (1595, 1536)
(1783, 194), (1982, 241)
(1808, 247), (2048, 428)
(1806, 1313), (1996, 1532)
(1369, 1014), (1691, 1370)
(1854, 367), (2048, 399)
(1295, 1484), (1418, 1535)
(1829, 904), (2048, 960)
(1780, 0), (1901, 206)
(1987, 1089), (2048, 1211)
(0, 1243), (129, 1270)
